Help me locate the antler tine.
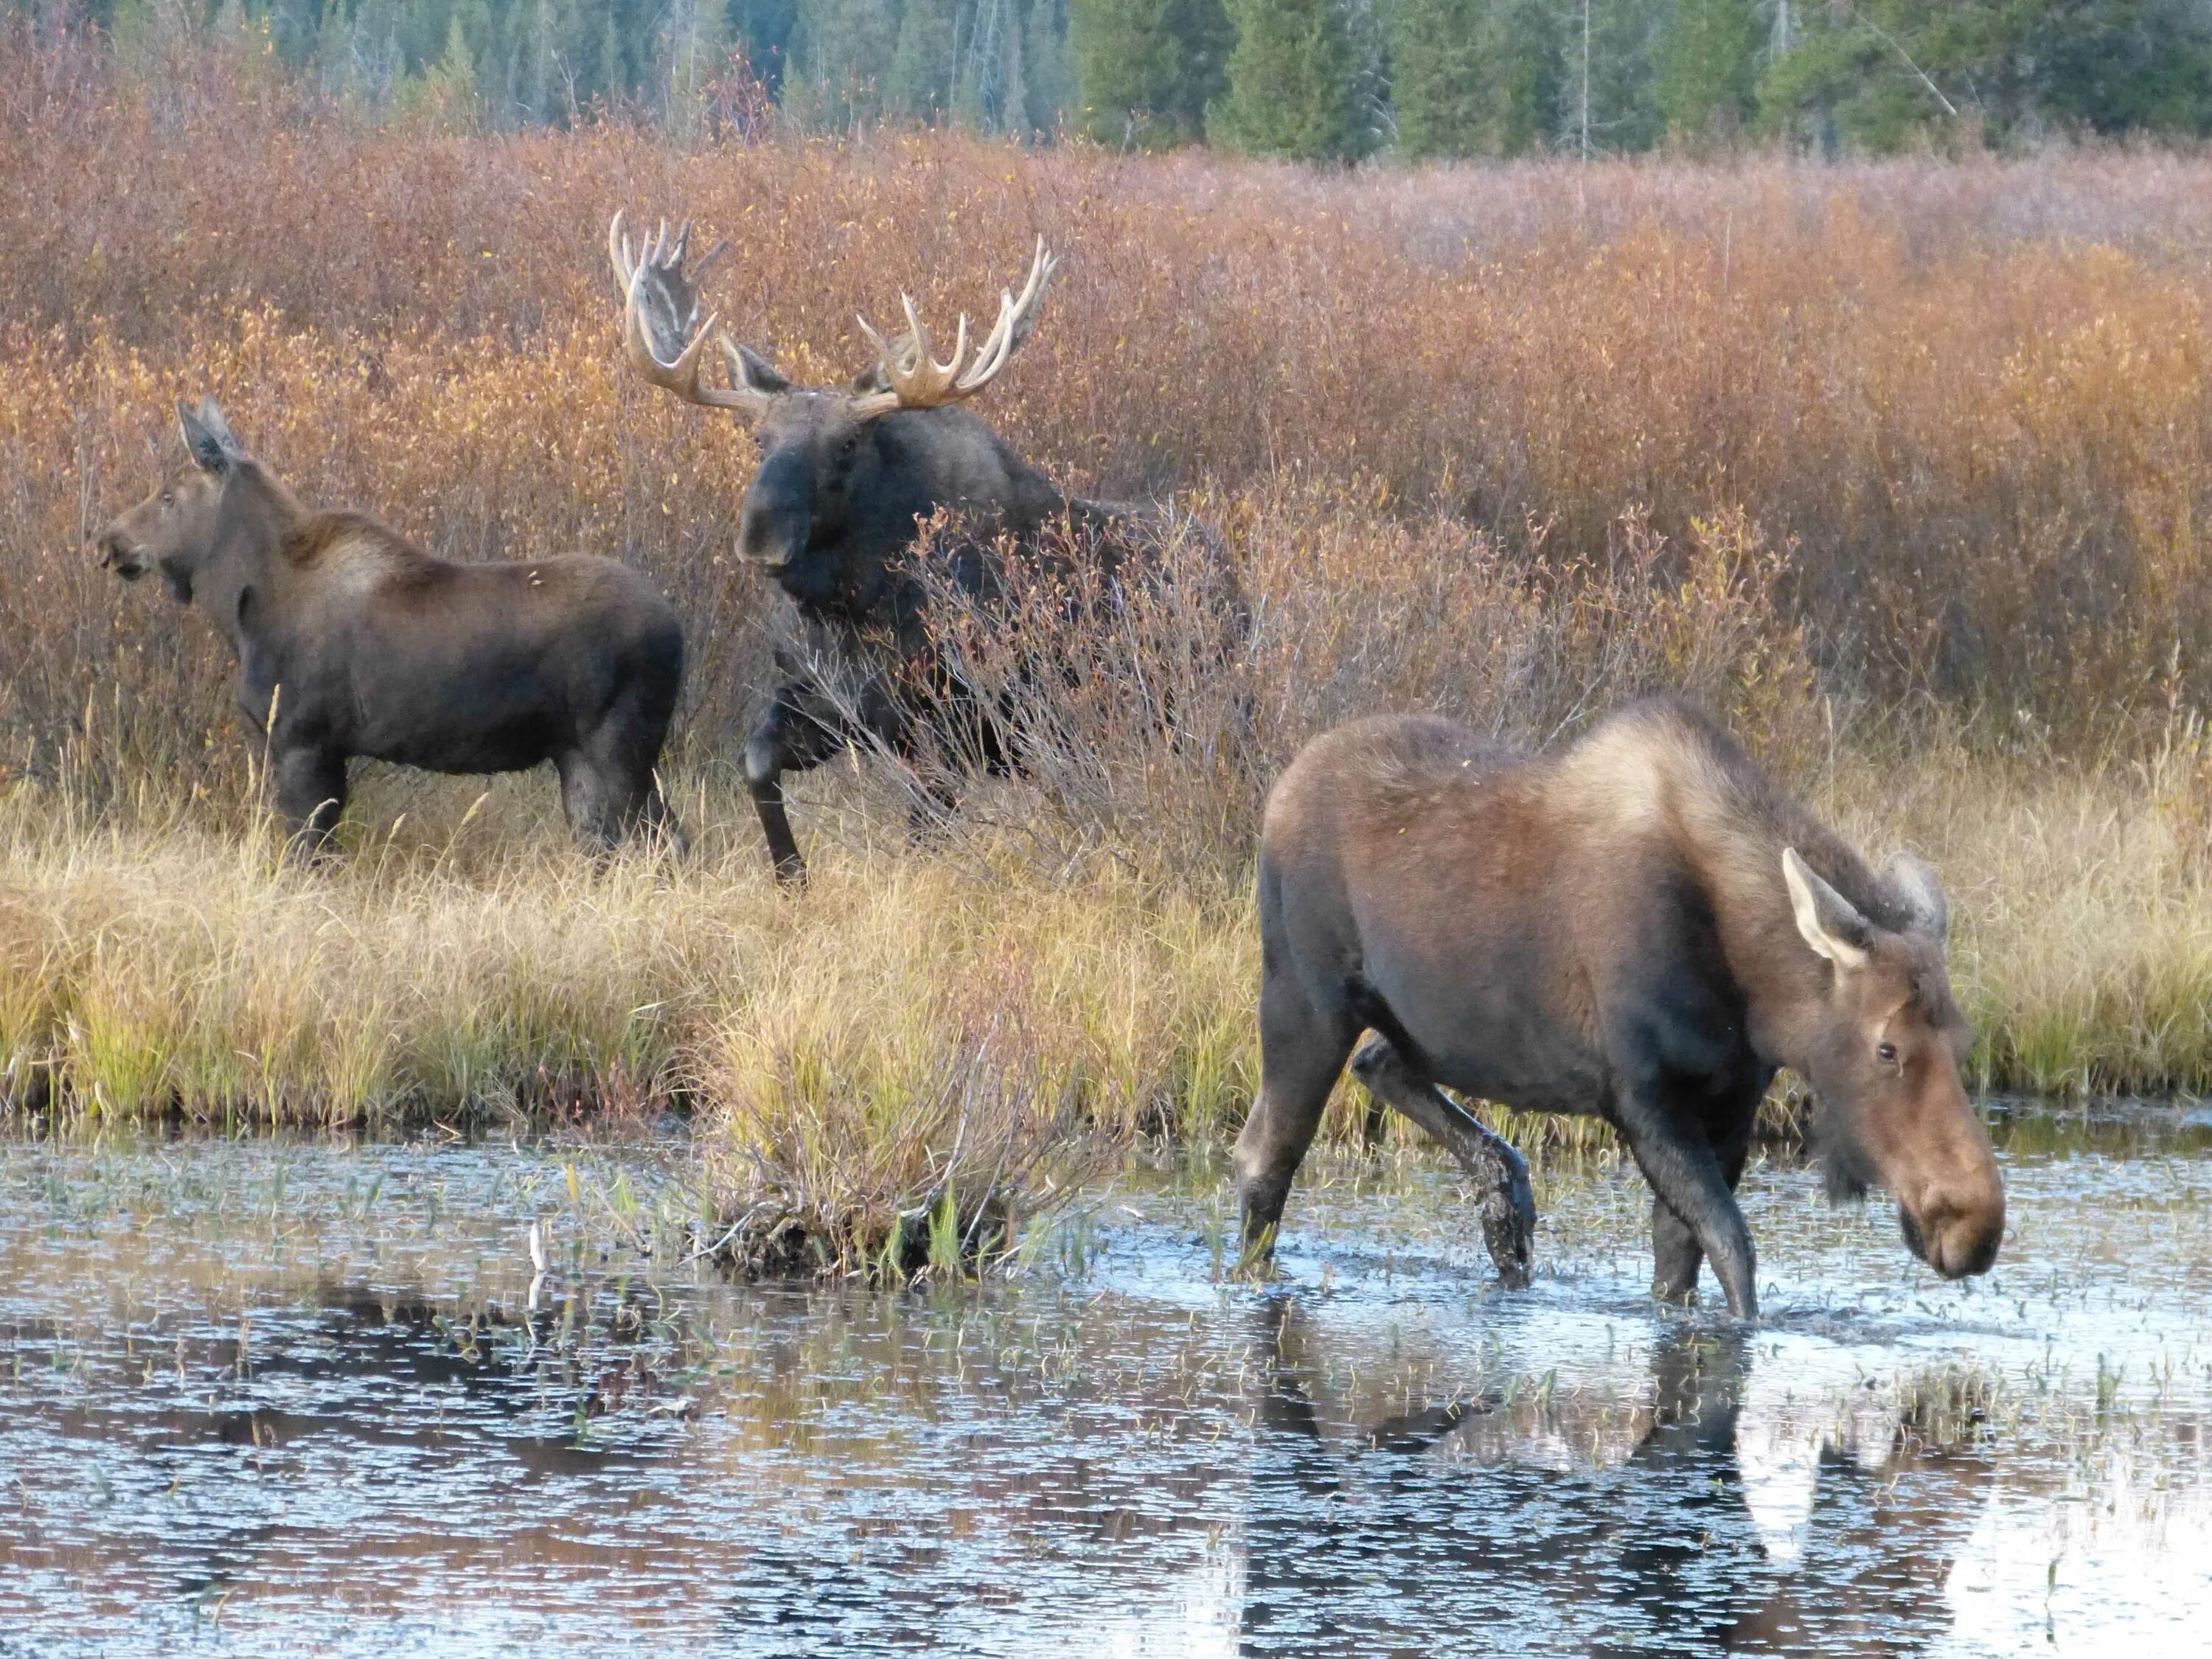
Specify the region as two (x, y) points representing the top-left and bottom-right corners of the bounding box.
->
(849, 240), (1048, 416)
(905, 292), (970, 400)
(856, 239), (1056, 414)
(957, 237), (1057, 394)
(608, 208), (773, 417)
(625, 263), (715, 386)
(608, 209), (636, 294)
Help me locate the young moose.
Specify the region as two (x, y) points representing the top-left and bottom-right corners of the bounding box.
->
(1239, 702), (2006, 1318)
(97, 400), (686, 854)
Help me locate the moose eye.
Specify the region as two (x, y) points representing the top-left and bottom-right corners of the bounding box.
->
(159, 490), (174, 507)
(1877, 1041), (1899, 1065)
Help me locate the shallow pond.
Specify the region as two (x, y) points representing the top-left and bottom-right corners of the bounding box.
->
(1, 1107), (2209, 1656)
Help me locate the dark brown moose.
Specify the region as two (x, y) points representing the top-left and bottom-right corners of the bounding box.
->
(1237, 700), (2005, 1318)
(608, 212), (1198, 885)
(97, 400), (686, 854)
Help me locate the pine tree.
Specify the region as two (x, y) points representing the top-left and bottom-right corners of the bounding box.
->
(595, 7), (625, 105)
(421, 13), (481, 125)
(1484, 0), (1562, 153)
(886, 0), (959, 121)
(1022, 0), (1074, 131)
(1655, 0), (1758, 144)
(1562, 0), (1665, 155)
(1001, 4), (1030, 133)
(785, 0), (904, 129)
(1209, 0), (1372, 161)
(1068, 0), (1231, 147)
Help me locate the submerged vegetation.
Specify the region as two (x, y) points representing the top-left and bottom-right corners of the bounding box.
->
(3, 35), (2211, 1265)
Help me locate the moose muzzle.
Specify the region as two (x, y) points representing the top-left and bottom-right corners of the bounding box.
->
(96, 529), (146, 579)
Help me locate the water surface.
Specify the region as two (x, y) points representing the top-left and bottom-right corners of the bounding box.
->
(1, 1109), (2208, 1656)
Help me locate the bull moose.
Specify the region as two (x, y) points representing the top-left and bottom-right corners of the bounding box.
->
(96, 400), (686, 855)
(608, 212), (1222, 885)
(1238, 700), (2005, 1318)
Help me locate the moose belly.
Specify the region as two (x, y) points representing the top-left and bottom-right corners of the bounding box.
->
(364, 715), (563, 776)
(346, 652), (571, 775)
(1360, 951), (1609, 1117)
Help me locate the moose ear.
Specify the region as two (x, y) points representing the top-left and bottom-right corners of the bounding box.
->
(1882, 850), (1949, 946)
(176, 397), (242, 474)
(720, 338), (793, 397)
(1783, 848), (1872, 973)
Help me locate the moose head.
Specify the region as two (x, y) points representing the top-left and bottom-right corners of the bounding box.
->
(607, 214), (1061, 615)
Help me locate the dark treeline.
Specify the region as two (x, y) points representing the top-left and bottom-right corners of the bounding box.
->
(19, 0), (2212, 156)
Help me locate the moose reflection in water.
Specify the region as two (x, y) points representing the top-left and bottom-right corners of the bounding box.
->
(1239, 702), (2006, 1316)
(1240, 1296), (1995, 1657)
(95, 400), (687, 855)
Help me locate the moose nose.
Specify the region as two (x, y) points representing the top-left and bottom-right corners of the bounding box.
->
(1901, 1186), (2005, 1279)
(95, 530), (139, 574)
(739, 453), (813, 571)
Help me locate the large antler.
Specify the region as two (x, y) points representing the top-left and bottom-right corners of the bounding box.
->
(608, 210), (773, 417)
(852, 237), (1058, 418)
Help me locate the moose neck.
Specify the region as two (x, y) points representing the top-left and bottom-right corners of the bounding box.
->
(204, 462), (307, 660)
(1677, 796), (1881, 1079)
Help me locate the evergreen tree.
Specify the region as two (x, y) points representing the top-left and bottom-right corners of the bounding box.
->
(727, 0), (799, 92)
(664, 0), (727, 136)
(886, 0), (959, 120)
(594, 4), (623, 104)
(1068, 0), (1231, 146)
(785, 0), (903, 128)
(1385, 0), (1558, 158)
(1022, 0), (1074, 130)
(1559, 0), (1665, 155)
(77, 0), (2212, 148)
(1760, 0), (2212, 150)
(1209, 0), (1374, 161)
(1655, 0), (1758, 143)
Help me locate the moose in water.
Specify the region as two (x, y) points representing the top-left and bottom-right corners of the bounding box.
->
(1237, 700), (2006, 1318)
(608, 212), (1231, 885)
(97, 400), (686, 855)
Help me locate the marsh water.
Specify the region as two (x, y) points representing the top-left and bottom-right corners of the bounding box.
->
(1, 1109), (2208, 1657)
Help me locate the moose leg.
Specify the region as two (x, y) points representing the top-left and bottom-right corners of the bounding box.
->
(1349, 1035), (1536, 1289)
(743, 684), (846, 888)
(1649, 1197), (1703, 1306)
(1610, 1081), (1759, 1318)
(568, 732), (686, 858)
(1650, 1112), (1753, 1305)
(635, 775), (688, 856)
(272, 745), (347, 858)
(555, 752), (622, 854)
(1234, 967), (1358, 1270)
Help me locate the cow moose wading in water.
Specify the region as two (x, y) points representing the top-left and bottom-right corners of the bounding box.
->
(1239, 700), (2006, 1318)
(608, 213), (1231, 886)
(97, 400), (686, 855)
